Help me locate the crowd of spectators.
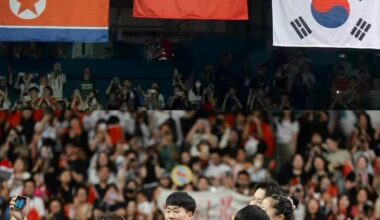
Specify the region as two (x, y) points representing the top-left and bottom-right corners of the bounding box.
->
(0, 110), (379, 219)
(1, 40), (380, 111)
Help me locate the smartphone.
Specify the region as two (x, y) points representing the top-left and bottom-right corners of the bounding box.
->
(14, 196), (27, 210)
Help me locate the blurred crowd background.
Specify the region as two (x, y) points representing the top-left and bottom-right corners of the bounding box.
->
(0, 110), (379, 219)
(1, 40), (380, 111)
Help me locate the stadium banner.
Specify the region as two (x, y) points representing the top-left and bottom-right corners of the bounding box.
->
(157, 187), (251, 220)
(133, 0), (248, 20)
(272, 0), (380, 49)
(0, 0), (109, 42)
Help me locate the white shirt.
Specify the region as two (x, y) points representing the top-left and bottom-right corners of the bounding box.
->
(48, 73), (66, 101)
(248, 168), (267, 183)
(275, 119), (299, 144)
(204, 162), (231, 178)
(188, 89), (202, 104)
(28, 196), (46, 217)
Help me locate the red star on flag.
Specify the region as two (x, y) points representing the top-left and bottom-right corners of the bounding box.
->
(17, 0), (39, 15)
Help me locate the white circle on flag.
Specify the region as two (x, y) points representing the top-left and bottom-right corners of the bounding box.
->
(10, 0), (47, 20)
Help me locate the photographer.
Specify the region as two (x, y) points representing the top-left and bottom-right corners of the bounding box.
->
(9, 196), (27, 220)
(48, 63), (66, 102)
(15, 72), (34, 101)
(106, 77), (122, 97)
(118, 85), (135, 111)
(68, 89), (84, 111)
(168, 85), (189, 110)
(35, 86), (57, 110)
(144, 88), (164, 110)
(84, 90), (102, 111)
(222, 87), (242, 112)
(172, 69), (186, 91)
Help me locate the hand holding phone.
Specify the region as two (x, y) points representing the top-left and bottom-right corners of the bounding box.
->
(10, 196), (28, 220)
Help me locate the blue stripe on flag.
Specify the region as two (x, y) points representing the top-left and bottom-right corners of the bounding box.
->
(0, 28), (108, 42)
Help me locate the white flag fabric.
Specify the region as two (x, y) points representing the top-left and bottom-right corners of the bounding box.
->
(272, 0), (380, 49)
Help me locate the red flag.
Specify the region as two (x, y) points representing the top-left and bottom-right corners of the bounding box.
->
(133, 0), (248, 20)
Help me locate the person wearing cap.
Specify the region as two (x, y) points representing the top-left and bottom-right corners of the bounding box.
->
(48, 62), (66, 102)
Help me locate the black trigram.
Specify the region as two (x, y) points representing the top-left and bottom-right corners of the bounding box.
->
(351, 18), (371, 41)
(290, 16), (312, 39)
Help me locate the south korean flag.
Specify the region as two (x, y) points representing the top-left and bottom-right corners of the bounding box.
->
(272, 0), (378, 49)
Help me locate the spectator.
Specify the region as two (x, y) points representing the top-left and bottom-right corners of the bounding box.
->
(106, 92), (121, 110)
(106, 77), (122, 97)
(188, 80), (203, 109)
(35, 86), (57, 110)
(204, 149), (231, 179)
(168, 85), (189, 110)
(47, 198), (69, 220)
(0, 110), (379, 219)
(0, 72), (12, 97)
(248, 153), (269, 184)
(7, 158), (31, 197)
(304, 198), (323, 220)
(79, 68), (95, 99)
(155, 34), (173, 61)
(274, 111), (299, 170)
(222, 87), (242, 112)
(23, 179), (46, 218)
(15, 72), (34, 101)
(68, 89), (84, 111)
(235, 170), (251, 196)
(0, 90), (11, 110)
(277, 154), (307, 186)
(144, 88), (164, 110)
(118, 84), (134, 111)
(84, 90), (102, 111)
(67, 186), (93, 220)
(48, 63), (66, 102)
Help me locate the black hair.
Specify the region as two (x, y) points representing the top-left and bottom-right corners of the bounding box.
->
(254, 178), (286, 197)
(237, 170), (250, 178)
(268, 195), (299, 220)
(165, 191), (196, 214)
(355, 111), (374, 136)
(234, 205), (269, 220)
(74, 185), (89, 197)
(24, 178), (35, 186)
(279, 111), (296, 123)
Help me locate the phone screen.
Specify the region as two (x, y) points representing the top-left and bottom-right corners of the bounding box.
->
(14, 196), (27, 210)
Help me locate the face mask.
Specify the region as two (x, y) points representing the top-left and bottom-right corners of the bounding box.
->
(196, 82), (201, 88)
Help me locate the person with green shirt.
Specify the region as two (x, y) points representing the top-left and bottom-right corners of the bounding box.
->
(79, 67), (96, 99)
